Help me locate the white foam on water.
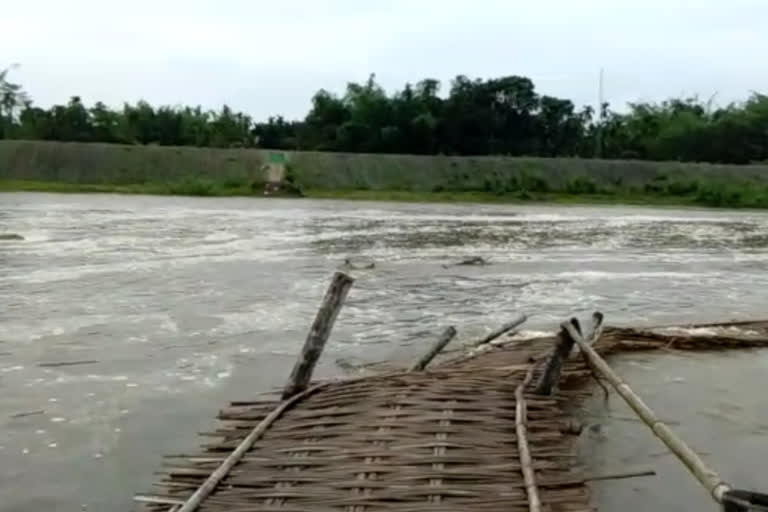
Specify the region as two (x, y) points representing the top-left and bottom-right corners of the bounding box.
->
(510, 330), (554, 340)
(203, 231), (239, 243)
(0, 315), (112, 343)
(159, 316), (179, 333)
(576, 270), (703, 280)
(604, 214), (743, 225)
(657, 326), (721, 336)
(12, 229), (51, 242)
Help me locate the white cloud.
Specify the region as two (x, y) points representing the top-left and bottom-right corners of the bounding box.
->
(2, 0), (767, 119)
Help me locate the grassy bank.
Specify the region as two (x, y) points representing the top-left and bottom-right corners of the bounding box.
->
(302, 188), (767, 208)
(5, 179), (768, 209)
(3, 140), (768, 207)
(0, 178), (269, 197)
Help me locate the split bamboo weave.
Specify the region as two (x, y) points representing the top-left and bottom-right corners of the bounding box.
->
(139, 321), (768, 512)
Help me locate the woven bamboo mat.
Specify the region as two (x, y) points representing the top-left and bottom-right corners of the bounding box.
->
(139, 321), (768, 512)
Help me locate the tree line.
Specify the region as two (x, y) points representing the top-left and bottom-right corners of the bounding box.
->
(2, 66), (767, 164)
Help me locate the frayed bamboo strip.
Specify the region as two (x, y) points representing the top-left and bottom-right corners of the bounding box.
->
(569, 313), (731, 503)
(582, 467), (656, 482)
(515, 363), (541, 512)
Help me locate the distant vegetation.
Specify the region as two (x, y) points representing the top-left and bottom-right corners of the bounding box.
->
(2, 66), (768, 164)
(3, 65), (768, 208)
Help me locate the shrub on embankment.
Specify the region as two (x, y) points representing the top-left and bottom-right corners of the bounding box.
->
(3, 140), (768, 207)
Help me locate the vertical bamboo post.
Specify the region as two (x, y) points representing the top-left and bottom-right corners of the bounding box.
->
(566, 314), (732, 503)
(534, 325), (575, 395)
(282, 272), (354, 400)
(535, 313), (604, 395)
(409, 326), (458, 371)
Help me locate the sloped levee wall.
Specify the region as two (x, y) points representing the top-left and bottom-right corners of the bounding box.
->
(2, 140), (768, 195)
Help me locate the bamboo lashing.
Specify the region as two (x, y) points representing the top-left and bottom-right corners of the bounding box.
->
(563, 315), (732, 503)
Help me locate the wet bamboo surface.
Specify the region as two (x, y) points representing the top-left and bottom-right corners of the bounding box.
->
(137, 320), (768, 512)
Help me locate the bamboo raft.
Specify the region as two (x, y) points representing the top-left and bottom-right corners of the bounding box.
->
(136, 273), (768, 512)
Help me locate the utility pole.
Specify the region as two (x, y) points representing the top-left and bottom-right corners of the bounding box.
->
(596, 68), (605, 158)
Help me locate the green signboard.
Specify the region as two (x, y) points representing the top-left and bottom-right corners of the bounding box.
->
(268, 152), (286, 164)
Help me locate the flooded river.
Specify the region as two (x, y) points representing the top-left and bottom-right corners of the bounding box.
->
(2, 192), (768, 511)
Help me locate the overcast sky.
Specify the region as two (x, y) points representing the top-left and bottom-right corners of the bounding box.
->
(3, 0), (766, 120)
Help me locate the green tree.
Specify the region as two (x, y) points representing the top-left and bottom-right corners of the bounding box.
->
(3, 64), (768, 164)
(0, 64), (29, 138)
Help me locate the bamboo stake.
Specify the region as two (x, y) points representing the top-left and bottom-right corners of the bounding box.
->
(170, 382), (329, 512)
(409, 326), (458, 371)
(515, 363), (541, 512)
(536, 313), (606, 396)
(282, 272), (354, 400)
(474, 314), (527, 346)
(534, 326), (574, 395)
(579, 311), (604, 347)
(567, 314), (731, 503)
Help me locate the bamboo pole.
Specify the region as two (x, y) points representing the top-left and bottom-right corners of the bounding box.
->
(474, 314), (527, 346)
(572, 313), (610, 398)
(282, 272), (354, 400)
(565, 314), (731, 503)
(170, 382), (329, 512)
(409, 326), (458, 371)
(515, 364), (541, 512)
(134, 495), (184, 505)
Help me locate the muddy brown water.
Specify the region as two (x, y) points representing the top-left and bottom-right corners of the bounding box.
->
(2, 192), (768, 511)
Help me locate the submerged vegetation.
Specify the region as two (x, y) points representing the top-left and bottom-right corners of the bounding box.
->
(2, 65), (768, 208)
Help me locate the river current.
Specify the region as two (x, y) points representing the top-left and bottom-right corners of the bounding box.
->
(2, 193), (768, 511)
